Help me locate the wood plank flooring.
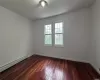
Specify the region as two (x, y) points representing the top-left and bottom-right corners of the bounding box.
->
(0, 55), (100, 80)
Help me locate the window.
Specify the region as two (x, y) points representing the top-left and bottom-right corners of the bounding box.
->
(55, 22), (63, 46)
(44, 22), (64, 46)
(44, 24), (52, 45)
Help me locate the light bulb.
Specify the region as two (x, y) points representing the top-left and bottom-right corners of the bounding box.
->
(41, 1), (46, 7)
(40, 0), (47, 7)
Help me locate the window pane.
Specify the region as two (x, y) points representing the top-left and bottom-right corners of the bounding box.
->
(55, 34), (63, 45)
(45, 35), (52, 45)
(55, 22), (63, 33)
(45, 24), (52, 34)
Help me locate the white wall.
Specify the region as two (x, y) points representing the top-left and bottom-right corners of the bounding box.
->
(33, 8), (92, 62)
(91, 0), (100, 70)
(0, 6), (32, 70)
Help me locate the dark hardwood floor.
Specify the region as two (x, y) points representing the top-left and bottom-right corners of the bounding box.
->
(0, 55), (100, 80)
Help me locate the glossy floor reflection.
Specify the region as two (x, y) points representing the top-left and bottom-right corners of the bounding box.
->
(0, 55), (100, 80)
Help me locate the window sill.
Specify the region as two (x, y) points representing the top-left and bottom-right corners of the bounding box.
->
(54, 45), (64, 48)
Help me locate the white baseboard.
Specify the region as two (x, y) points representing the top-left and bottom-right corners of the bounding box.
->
(0, 55), (28, 72)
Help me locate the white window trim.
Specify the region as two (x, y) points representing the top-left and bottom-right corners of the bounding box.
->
(44, 22), (64, 47)
(44, 24), (52, 46)
(54, 22), (64, 47)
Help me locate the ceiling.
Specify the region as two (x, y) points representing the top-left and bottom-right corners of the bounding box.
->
(0, 0), (95, 20)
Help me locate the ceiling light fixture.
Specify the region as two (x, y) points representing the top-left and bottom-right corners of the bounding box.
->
(39, 0), (48, 7)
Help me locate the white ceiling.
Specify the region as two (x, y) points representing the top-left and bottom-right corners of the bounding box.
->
(0, 0), (95, 20)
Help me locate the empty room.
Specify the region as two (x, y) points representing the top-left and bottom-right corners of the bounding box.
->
(0, 0), (100, 80)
